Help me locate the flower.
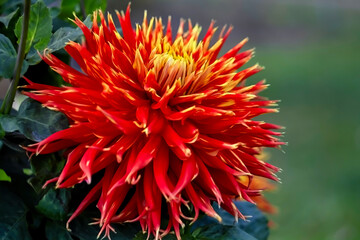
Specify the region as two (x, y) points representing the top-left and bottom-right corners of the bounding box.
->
(24, 5), (283, 239)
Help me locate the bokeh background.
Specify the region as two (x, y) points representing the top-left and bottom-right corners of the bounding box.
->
(107, 1), (360, 239)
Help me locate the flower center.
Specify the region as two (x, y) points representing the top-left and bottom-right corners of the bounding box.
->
(152, 44), (194, 88)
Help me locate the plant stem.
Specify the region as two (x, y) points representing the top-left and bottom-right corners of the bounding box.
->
(0, 0), (31, 114)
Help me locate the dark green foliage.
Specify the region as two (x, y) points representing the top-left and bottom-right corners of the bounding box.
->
(36, 188), (71, 221)
(27, 154), (65, 193)
(14, 0), (52, 54)
(0, 0), (22, 15)
(0, 7), (19, 28)
(45, 220), (73, 240)
(0, 137), (30, 176)
(0, 33), (28, 78)
(0, 0), (92, 77)
(194, 225), (257, 240)
(0, 184), (31, 240)
(47, 15), (92, 52)
(191, 202), (269, 240)
(0, 98), (68, 142)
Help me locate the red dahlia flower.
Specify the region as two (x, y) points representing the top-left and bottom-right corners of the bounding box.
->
(24, 5), (283, 239)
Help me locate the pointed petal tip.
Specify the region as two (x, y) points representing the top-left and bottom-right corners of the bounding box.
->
(66, 221), (72, 232)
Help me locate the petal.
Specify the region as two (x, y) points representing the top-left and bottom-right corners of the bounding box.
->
(171, 154), (198, 198)
(125, 135), (162, 183)
(153, 144), (174, 199)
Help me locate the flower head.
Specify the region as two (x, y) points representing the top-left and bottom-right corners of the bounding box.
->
(24, 5), (283, 239)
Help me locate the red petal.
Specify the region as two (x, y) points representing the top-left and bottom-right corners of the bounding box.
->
(79, 137), (113, 184)
(171, 155), (198, 197)
(153, 144), (174, 199)
(125, 135), (162, 183)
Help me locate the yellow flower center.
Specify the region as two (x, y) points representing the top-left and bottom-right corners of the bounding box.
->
(152, 47), (194, 88)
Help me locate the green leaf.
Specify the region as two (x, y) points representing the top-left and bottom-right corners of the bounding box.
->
(196, 225), (257, 240)
(23, 168), (33, 176)
(84, 0), (107, 14)
(0, 144), (38, 207)
(47, 27), (78, 51)
(191, 201), (269, 240)
(0, 0), (22, 15)
(49, 7), (61, 18)
(35, 188), (71, 221)
(47, 15), (92, 52)
(0, 116), (19, 133)
(0, 132), (31, 154)
(28, 211), (43, 232)
(25, 14), (92, 65)
(0, 184), (31, 240)
(0, 168), (11, 182)
(0, 33), (16, 56)
(45, 220), (72, 240)
(0, 33), (29, 78)
(219, 202), (270, 240)
(14, 0), (52, 53)
(28, 154), (65, 193)
(25, 46), (42, 65)
(0, 33), (28, 79)
(0, 98), (69, 142)
(0, 139), (30, 176)
(16, 98), (69, 141)
(0, 7), (19, 28)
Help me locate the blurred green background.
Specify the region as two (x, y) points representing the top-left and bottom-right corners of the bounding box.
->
(107, 1), (360, 239)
